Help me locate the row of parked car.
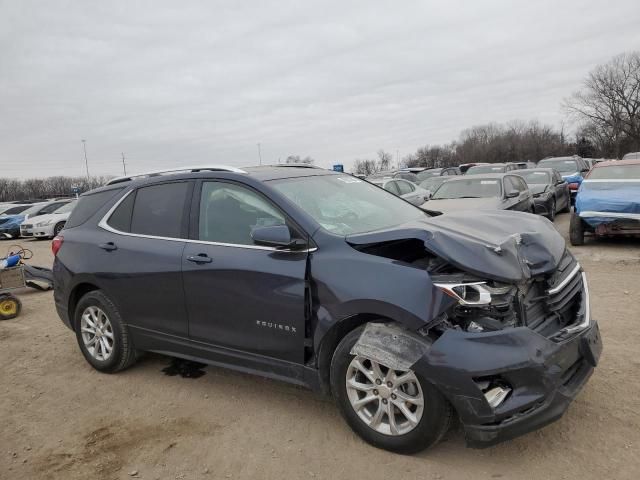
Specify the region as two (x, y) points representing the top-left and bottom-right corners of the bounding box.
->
(364, 155), (639, 244)
(0, 198), (77, 239)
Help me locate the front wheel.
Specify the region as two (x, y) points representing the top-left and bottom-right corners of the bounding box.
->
(74, 290), (137, 373)
(330, 327), (452, 454)
(569, 212), (585, 246)
(53, 222), (65, 237)
(546, 198), (556, 221)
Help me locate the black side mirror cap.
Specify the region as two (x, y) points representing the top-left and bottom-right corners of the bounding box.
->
(251, 225), (304, 249)
(506, 191), (519, 198)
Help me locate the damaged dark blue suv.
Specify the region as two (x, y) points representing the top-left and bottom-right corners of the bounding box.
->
(53, 165), (602, 453)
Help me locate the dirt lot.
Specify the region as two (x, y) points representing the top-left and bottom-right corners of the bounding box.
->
(1, 212), (639, 480)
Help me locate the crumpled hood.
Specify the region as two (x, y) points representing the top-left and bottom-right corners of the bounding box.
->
(347, 210), (565, 283)
(422, 197), (502, 214)
(576, 181), (640, 226)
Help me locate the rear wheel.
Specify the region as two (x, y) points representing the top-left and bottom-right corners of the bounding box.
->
(74, 290), (137, 373)
(569, 212), (585, 246)
(330, 326), (451, 454)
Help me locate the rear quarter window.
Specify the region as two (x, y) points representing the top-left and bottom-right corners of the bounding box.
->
(65, 188), (124, 229)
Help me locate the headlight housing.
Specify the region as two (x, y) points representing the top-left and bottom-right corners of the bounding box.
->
(434, 282), (493, 305)
(36, 219), (53, 227)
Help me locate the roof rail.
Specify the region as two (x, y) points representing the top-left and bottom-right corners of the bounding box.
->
(106, 165), (247, 185)
(269, 164), (322, 169)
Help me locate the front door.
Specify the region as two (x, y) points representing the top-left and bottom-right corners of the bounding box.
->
(182, 180), (308, 364)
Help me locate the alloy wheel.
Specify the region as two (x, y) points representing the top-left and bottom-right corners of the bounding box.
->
(80, 306), (114, 361)
(345, 355), (424, 436)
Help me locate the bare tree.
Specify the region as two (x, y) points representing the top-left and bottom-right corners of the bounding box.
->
(564, 51), (640, 157)
(376, 150), (393, 171)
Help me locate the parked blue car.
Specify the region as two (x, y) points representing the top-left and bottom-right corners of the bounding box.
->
(570, 159), (640, 245)
(537, 156), (591, 204)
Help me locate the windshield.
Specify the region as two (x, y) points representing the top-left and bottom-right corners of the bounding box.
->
(538, 158), (578, 173)
(432, 178), (502, 199)
(270, 174), (426, 235)
(419, 177), (448, 191)
(416, 169), (441, 181)
(466, 165), (505, 174)
(588, 165), (640, 180)
(55, 201), (77, 214)
(519, 171), (551, 184)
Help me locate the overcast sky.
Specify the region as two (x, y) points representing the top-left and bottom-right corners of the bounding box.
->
(1, 0), (639, 178)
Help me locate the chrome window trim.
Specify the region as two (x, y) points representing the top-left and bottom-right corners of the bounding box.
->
(98, 190), (317, 253)
(548, 263), (581, 295)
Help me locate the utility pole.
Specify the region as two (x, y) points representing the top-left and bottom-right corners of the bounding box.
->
(81, 139), (90, 179)
(257, 143), (262, 165)
(121, 152), (127, 176)
(396, 149), (400, 169)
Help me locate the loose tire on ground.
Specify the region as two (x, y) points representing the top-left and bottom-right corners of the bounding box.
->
(330, 326), (452, 454)
(570, 212), (585, 246)
(74, 290), (137, 373)
(0, 293), (22, 320)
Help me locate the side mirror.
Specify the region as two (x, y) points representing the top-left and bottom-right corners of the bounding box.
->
(556, 179), (566, 185)
(505, 190), (519, 198)
(251, 225), (304, 249)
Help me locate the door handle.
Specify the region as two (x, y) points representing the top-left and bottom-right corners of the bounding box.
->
(187, 254), (212, 264)
(99, 242), (117, 251)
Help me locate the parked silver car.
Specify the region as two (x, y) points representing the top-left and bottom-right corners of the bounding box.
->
(421, 173), (534, 215)
(368, 178), (430, 206)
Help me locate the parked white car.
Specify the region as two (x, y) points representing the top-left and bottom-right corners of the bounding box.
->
(22, 200), (77, 239)
(19, 200), (74, 238)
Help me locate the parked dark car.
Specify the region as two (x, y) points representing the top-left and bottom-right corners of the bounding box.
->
(458, 163), (489, 174)
(512, 161), (537, 170)
(571, 159), (640, 245)
(416, 167), (461, 182)
(465, 163), (520, 175)
(537, 157), (590, 204)
(518, 168), (571, 220)
(421, 173), (534, 216)
(53, 165), (601, 454)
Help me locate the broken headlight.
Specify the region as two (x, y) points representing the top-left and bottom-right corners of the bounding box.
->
(433, 280), (518, 333)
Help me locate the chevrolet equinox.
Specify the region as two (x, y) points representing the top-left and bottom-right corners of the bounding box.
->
(53, 165), (602, 453)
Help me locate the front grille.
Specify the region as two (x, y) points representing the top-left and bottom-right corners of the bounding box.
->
(21, 224), (32, 229)
(521, 251), (584, 340)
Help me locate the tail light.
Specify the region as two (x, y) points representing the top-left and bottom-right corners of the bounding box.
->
(52, 235), (64, 256)
(568, 182), (579, 190)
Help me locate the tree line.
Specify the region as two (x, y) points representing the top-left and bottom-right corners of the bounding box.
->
(355, 51), (640, 175)
(0, 176), (111, 202)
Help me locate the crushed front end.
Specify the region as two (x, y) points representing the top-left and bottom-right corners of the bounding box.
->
(420, 251), (602, 447)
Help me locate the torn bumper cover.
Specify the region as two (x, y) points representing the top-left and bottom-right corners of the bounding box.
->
(352, 299), (602, 448)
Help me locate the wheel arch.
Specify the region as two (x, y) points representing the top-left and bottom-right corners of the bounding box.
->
(67, 282), (101, 330)
(315, 313), (397, 395)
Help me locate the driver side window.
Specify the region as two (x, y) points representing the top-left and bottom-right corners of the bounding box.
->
(198, 182), (286, 246)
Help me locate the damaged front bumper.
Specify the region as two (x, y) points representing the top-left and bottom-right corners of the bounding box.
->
(417, 320), (601, 448)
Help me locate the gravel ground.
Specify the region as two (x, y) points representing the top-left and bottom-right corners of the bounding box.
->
(1, 212), (639, 480)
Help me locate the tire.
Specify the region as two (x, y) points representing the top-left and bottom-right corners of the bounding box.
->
(569, 212), (585, 246)
(53, 222), (65, 237)
(0, 294), (22, 320)
(330, 326), (452, 454)
(74, 290), (137, 373)
(546, 198), (556, 221)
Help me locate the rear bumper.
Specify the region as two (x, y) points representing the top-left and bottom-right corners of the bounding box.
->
(579, 211), (640, 234)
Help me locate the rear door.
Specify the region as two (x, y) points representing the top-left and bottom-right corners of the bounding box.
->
(182, 180), (308, 364)
(98, 181), (192, 338)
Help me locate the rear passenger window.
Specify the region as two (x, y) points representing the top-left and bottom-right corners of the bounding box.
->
(107, 192), (135, 232)
(129, 182), (189, 238)
(384, 182), (400, 195)
(396, 181), (414, 195)
(66, 188), (123, 228)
